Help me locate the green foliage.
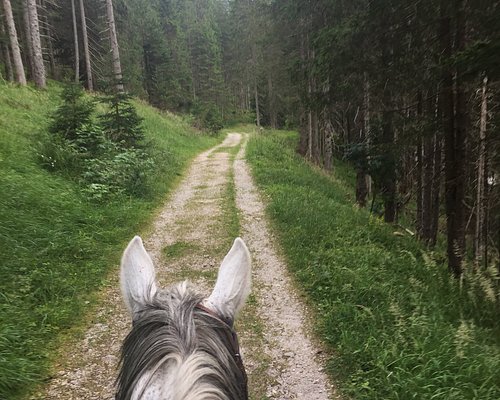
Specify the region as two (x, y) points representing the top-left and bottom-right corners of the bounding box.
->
(48, 83), (95, 141)
(247, 130), (500, 400)
(82, 147), (154, 198)
(40, 85), (152, 200)
(163, 241), (199, 260)
(0, 82), (219, 399)
(191, 102), (224, 134)
(99, 91), (145, 147)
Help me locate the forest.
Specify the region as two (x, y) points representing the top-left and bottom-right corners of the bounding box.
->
(0, 0), (499, 399)
(2, 0), (498, 275)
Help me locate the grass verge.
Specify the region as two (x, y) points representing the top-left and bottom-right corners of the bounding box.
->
(246, 129), (500, 400)
(0, 82), (219, 399)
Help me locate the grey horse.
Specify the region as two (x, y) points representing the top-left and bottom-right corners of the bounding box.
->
(116, 236), (251, 400)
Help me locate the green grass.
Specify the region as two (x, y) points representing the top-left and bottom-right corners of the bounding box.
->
(163, 241), (199, 259)
(0, 82), (219, 399)
(246, 130), (500, 399)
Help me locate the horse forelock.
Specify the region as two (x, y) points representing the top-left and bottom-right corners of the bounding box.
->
(116, 281), (247, 400)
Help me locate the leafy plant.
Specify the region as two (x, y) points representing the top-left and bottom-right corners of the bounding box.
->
(48, 83), (95, 141)
(40, 85), (153, 199)
(99, 91), (145, 147)
(82, 148), (154, 199)
(191, 101), (224, 134)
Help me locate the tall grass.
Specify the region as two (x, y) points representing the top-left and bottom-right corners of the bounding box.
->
(246, 130), (500, 399)
(0, 83), (219, 399)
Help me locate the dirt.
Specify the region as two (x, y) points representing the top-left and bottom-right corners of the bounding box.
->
(31, 132), (338, 400)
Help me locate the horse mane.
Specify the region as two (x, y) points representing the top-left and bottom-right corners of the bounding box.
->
(116, 281), (248, 400)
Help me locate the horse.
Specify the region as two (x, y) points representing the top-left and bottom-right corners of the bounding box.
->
(116, 236), (251, 400)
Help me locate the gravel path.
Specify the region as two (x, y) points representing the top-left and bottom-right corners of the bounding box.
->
(31, 132), (337, 400)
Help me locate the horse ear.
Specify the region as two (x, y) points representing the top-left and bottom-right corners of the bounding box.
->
(205, 238), (251, 319)
(120, 236), (157, 316)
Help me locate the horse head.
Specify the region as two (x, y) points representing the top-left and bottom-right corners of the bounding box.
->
(117, 236), (251, 400)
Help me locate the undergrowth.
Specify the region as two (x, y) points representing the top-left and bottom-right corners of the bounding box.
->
(0, 82), (219, 399)
(246, 130), (500, 399)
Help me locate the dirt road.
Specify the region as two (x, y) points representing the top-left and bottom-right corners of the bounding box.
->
(33, 132), (336, 400)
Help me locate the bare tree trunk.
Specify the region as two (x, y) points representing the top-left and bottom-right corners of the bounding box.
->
(323, 109), (334, 171)
(381, 78), (396, 223)
(254, 79), (260, 127)
(441, 0), (466, 277)
(363, 73), (372, 197)
(307, 107), (312, 158)
(0, 18), (14, 81)
(453, 0), (467, 273)
(268, 73), (277, 128)
(430, 132), (442, 247)
(246, 84), (250, 110)
(2, 0), (26, 85)
(26, 0), (46, 88)
(105, 0), (123, 92)
(416, 139), (423, 236)
(22, 1), (34, 79)
(441, 3), (459, 275)
(41, 0), (56, 79)
(422, 133), (434, 242)
(39, 0), (55, 80)
(312, 111), (320, 163)
(475, 75), (488, 267)
(71, 0), (79, 83)
(415, 91), (424, 236)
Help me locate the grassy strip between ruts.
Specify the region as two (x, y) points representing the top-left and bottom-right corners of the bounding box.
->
(0, 82), (220, 399)
(246, 129), (500, 400)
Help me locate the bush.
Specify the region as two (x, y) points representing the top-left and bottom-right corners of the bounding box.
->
(38, 134), (82, 174)
(49, 83), (95, 141)
(40, 85), (152, 199)
(191, 102), (224, 134)
(82, 148), (154, 199)
(99, 91), (145, 147)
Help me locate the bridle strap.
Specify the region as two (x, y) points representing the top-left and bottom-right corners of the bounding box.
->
(195, 303), (234, 327)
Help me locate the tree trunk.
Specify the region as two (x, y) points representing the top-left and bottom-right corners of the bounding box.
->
(475, 75), (488, 267)
(22, 0), (34, 79)
(416, 139), (423, 236)
(379, 23), (397, 223)
(268, 73), (277, 128)
(415, 92), (424, 236)
(453, 0), (467, 273)
(323, 109), (334, 171)
(254, 78), (260, 127)
(307, 107), (312, 158)
(40, 0), (56, 79)
(363, 73), (372, 197)
(381, 75), (396, 223)
(26, 0), (46, 88)
(2, 0), (26, 85)
(0, 17), (14, 81)
(382, 111), (396, 222)
(105, 0), (123, 92)
(422, 133), (434, 243)
(441, 0), (465, 277)
(312, 110), (320, 163)
(430, 132), (442, 247)
(71, 0), (79, 83)
(356, 85), (370, 207)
